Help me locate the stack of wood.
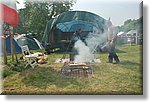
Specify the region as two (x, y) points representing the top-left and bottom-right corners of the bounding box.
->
(20, 52), (48, 64)
(36, 53), (48, 64)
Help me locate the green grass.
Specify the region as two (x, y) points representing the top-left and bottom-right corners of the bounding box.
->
(1, 45), (143, 95)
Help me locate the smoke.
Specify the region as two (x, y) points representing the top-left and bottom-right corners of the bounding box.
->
(74, 40), (94, 63)
(72, 19), (117, 63)
(73, 29), (108, 63)
(85, 31), (108, 53)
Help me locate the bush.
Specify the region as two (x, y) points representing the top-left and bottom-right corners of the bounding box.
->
(2, 62), (26, 78)
(2, 68), (15, 78)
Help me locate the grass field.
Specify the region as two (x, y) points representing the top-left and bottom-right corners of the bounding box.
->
(1, 44), (143, 95)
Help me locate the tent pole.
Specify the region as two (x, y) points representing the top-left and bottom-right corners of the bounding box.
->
(3, 37), (7, 64)
(13, 27), (19, 63)
(9, 26), (14, 63)
(3, 25), (7, 64)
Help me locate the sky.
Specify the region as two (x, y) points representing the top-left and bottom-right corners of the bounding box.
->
(16, 0), (142, 26)
(71, 0), (142, 26)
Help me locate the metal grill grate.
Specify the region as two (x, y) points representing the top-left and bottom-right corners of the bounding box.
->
(61, 62), (94, 78)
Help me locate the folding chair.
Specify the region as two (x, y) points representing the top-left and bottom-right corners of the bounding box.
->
(21, 45), (38, 68)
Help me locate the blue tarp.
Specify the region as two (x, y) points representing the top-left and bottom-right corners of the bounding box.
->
(56, 20), (97, 32)
(0, 36), (22, 55)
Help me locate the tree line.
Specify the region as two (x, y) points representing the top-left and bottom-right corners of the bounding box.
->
(15, 0), (76, 41)
(115, 17), (143, 34)
(15, 1), (142, 41)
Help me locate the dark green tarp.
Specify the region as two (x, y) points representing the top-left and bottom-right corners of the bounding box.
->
(42, 11), (108, 52)
(15, 35), (43, 50)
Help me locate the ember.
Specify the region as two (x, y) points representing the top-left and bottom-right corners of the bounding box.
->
(61, 62), (94, 78)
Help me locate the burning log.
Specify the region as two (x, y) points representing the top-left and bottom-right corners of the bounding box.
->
(61, 62), (94, 78)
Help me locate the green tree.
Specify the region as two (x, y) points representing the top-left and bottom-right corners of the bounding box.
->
(116, 17), (143, 33)
(16, 0), (76, 40)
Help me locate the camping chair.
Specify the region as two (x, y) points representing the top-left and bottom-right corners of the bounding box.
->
(21, 45), (38, 68)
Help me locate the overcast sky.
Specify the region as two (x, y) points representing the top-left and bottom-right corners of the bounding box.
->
(16, 0), (142, 26)
(71, 0), (142, 26)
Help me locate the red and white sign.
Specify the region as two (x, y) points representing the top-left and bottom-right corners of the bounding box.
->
(0, 0), (18, 27)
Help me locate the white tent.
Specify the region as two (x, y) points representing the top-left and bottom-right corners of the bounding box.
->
(127, 30), (137, 35)
(117, 32), (125, 36)
(116, 32), (127, 44)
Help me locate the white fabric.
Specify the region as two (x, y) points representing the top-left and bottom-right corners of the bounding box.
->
(55, 58), (70, 63)
(0, 0), (17, 10)
(33, 38), (43, 49)
(117, 32), (124, 36)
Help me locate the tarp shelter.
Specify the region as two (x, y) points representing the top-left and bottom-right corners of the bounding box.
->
(117, 32), (125, 36)
(116, 32), (127, 44)
(126, 30), (142, 45)
(127, 30), (137, 36)
(42, 11), (108, 52)
(15, 35), (43, 50)
(0, 36), (22, 56)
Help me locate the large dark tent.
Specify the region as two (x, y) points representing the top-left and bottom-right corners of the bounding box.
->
(42, 11), (108, 52)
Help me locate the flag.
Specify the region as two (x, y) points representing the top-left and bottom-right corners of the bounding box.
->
(0, 0), (18, 27)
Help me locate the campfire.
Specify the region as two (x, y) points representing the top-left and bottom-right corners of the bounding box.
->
(61, 61), (94, 78)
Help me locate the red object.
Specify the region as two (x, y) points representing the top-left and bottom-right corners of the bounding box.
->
(0, 2), (18, 27)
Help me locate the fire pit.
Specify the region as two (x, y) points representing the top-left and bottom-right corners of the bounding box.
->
(61, 62), (94, 78)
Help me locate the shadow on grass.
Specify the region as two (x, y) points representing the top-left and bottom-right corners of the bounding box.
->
(119, 60), (142, 69)
(21, 66), (82, 89)
(115, 49), (126, 53)
(95, 48), (126, 54)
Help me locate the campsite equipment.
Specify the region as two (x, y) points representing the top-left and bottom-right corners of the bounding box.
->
(21, 45), (38, 68)
(126, 30), (143, 45)
(15, 35), (43, 50)
(42, 11), (108, 52)
(61, 62), (94, 78)
(0, 36), (22, 55)
(21, 45), (47, 68)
